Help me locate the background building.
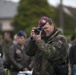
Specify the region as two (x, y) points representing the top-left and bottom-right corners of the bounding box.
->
(0, 0), (18, 31)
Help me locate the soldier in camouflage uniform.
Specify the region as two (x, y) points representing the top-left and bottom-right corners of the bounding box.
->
(26, 16), (68, 75)
(2, 32), (12, 69)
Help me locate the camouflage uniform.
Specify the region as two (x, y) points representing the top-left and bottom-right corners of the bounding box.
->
(26, 28), (68, 75)
(2, 39), (12, 68)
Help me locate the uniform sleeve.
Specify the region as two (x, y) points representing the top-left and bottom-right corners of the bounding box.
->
(69, 46), (74, 65)
(28, 56), (34, 70)
(0, 57), (5, 73)
(0, 45), (3, 58)
(9, 45), (23, 70)
(26, 38), (37, 56)
(35, 36), (68, 61)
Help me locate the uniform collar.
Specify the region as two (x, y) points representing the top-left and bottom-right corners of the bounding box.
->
(46, 28), (62, 42)
(17, 44), (25, 50)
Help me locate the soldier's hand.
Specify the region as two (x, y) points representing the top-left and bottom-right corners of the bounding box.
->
(33, 31), (41, 41)
(30, 27), (35, 36)
(31, 27), (41, 41)
(23, 68), (29, 71)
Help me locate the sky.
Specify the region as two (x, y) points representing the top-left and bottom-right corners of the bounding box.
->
(8, 0), (76, 8)
(48, 0), (76, 8)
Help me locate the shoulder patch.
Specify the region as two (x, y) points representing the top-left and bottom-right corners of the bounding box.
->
(55, 40), (62, 48)
(16, 49), (21, 54)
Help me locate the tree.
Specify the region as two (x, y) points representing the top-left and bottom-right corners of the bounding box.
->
(13, 0), (56, 37)
(54, 5), (76, 35)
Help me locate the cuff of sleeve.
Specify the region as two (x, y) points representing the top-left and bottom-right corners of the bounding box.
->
(19, 65), (24, 71)
(35, 40), (45, 50)
(36, 39), (44, 43)
(27, 66), (32, 71)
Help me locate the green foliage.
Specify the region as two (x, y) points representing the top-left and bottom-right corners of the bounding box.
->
(13, 0), (56, 37)
(54, 5), (76, 35)
(64, 29), (76, 35)
(13, 0), (76, 36)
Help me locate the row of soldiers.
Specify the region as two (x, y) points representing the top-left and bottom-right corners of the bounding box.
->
(0, 32), (12, 75)
(0, 16), (68, 75)
(0, 31), (34, 75)
(1, 31), (75, 75)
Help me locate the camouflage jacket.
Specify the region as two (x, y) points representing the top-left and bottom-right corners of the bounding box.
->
(26, 28), (68, 75)
(2, 39), (12, 60)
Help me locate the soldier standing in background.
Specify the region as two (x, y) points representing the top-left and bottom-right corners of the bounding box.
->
(69, 36), (76, 75)
(0, 35), (3, 45)
(69, 35), (76, 48)
(0, 35), (6, 75)
(9, 30), (34, 75)
(2, 32), (12, 69)
(26, 16), (68, 75)
(0, 35), (3, 58)
(0, 56), (5, 75)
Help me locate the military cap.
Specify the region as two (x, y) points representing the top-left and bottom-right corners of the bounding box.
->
(17, 30), (25, 37)
(38, 16), (52, 27)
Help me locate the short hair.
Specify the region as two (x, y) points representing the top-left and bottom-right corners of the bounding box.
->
(70, 35), (76, 41)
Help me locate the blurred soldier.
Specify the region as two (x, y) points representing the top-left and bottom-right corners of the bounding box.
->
(0, 35), (3, 58)
(2, 32), (12, 69)
(0, 56), (5, 75)
(26, 16), (68, 75)
(0, 35), (5, 74)
(9, 30), (34, 75)
(69, 36), (76, 75)
(69, 35), (76, 48)
(0, 36), (5, 75)
(0, 45), (3, 58)
(0, 35), (3, 45)
(13, 34), (18, 45)
(69, 44), (76, 75)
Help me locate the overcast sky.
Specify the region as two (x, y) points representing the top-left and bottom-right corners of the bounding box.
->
(9, 0), (76, 8)
(48, 0), (76, 8)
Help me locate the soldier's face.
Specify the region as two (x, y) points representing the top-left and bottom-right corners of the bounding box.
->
(4, 32), (11, 40)
(17, 36), (25, 44)
(42, 22), (54, 37)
